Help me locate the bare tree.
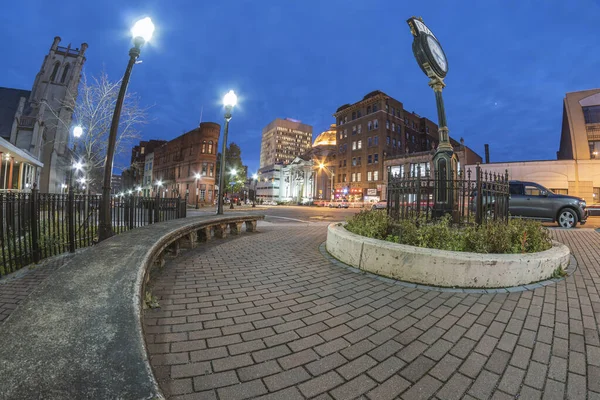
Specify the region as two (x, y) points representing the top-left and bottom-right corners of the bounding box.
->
(45, 69), (150, 193)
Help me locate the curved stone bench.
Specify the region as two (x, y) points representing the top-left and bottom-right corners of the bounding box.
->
(0, 213), (264, 400)
(327, 223), (571, 288)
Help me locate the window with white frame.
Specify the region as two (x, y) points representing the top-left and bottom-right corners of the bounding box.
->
(357, 172), (361, 181)
(367, 171), (372, 181)
(374, 170), (379, 180)
(357, 140), (362, 149)
(352, 173), (356, 182)
(352, 141), (357, 150)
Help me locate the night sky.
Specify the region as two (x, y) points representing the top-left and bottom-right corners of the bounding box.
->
(1, 0), (598, 175)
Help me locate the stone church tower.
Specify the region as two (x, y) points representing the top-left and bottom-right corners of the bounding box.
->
(10, 37), (87, 192)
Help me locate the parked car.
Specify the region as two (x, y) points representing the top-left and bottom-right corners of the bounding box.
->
(471, 180), (588, 228)
(371, 201), (387, 210)
(328, 200), (349, 208)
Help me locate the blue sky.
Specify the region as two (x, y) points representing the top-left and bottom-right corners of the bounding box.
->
(1, 0), (599, 175)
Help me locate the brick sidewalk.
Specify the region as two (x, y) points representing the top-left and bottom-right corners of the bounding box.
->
(144, 223), (600, 400)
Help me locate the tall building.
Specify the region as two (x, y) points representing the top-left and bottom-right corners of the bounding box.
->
(152, 122), (220, 205)
(0, 37), (87, 192)
(259, 118), (312, 168)
(333, 90), (448, 201)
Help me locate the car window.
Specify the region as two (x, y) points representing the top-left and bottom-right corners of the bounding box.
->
(524, 185), (541, 196)
(509, 184), (523, 195)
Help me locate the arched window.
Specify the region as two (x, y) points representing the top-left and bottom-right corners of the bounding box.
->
(50, 62), (60, 82)
(208, 141), (213, 154)
(60, 63), (70, 83)
(201, 141), (206, 153)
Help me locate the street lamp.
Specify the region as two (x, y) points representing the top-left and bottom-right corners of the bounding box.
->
(98, 17), (155, 242)
(252, 173), (258, 207)
(194, 172), (201, 209)
(217, 90), (237, 215)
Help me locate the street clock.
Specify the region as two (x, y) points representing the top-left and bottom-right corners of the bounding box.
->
(407, 17), (448, 79)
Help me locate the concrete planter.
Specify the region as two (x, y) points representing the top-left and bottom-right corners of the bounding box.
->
(326, 223), (570, 288)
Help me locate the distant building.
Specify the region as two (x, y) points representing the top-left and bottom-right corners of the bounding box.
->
(130, 140), (167, 187)
(152, 122), (220, 205)
(0, 37), (87, 192)
(468, 89), (600, 203)
(259, 118), (312, 168)
(256, 164), (282, 201)
(142, 152), (154, 197)
(111, 174), (122, 194)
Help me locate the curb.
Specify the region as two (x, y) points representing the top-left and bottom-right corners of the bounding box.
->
(318, 242), (578, 294)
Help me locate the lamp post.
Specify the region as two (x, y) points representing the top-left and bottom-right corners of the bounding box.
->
(318, 163), (335, 202)
(98, 17), (155, 242)
(252, 173), (258, 207)
(194, 173), (201, 209)
(229, 168), (237, 209)
(217, 90), (237, 215)
(67, 125), (83, 192)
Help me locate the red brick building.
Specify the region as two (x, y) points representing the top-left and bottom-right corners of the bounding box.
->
(332, 90), (468, 201)
(152, 122), (219, 206)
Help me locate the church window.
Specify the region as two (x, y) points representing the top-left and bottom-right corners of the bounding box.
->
(201, 141), (206, 153)
(60, 64), (70, 83)
(208, 141), (213, 154)
(50, 62), (60, 82)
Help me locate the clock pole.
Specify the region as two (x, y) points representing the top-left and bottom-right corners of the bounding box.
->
(429, 76), (459, 218)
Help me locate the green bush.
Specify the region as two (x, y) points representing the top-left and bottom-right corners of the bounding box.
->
(344, 210), (552, 254)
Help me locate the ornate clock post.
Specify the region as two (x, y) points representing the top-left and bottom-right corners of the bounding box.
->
(407, 17), (458, 218)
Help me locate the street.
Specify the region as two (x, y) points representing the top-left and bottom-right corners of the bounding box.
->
(188, 205), (600, 230)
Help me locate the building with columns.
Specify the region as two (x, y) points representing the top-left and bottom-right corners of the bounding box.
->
(0, 37), (87, 192)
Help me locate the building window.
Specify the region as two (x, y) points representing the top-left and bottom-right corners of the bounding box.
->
(357, 140), (362, 149)
(357, 124), (362, 134)
(374, 120), (379, 129)
(201, 141), (206, 153)
(367, 171), (372, 181)
(352, 111), (356, 120)
(60, 63), (70, 83)
(374, 136), (378, 146)
(392, 107), (396, 116)
(352, 173), (356, 182)
(404, 117), (409, 126)
(343, 159), (347, 167)
(593, 187), (600, 203)
(352, 141), (357, 150)
(590, 141), (600, 158)
(208, 141), (213, 154)
(392, 139), (396, 147)
(368, 121), (372, 131)
(344, 129), (348, 138)
(339, 131), (343, 140)
(352, 157), (356, 166)
(392, 123), (395, 132)
(48, 62), (61, 82)
(357, 156), (361, 165)
(373, 103), (378, 112)
(412, 121), (416, 129)
(386, 136), (391, 145)
(339, 145), (343, 154)
(352, 126), (357, 135)
(201, 162), (208, 176)
(209, 163), (214, 177)
(367, 106), (371, 114)
(338, 174), (341, 182)
(374, 170), (379, 180)
(374, 154), (379, 163)
(357, 172), (361, 182)
(386, 120), (390, 129)
(343, 174), (347, 182)
(368, 155), (372, 164)
(367, 137), (372, 147)
(426, 126), (430, 133)
(343, 144), (347, 152)
(583, 106), (600, 124)
(396, 125), (401, 133)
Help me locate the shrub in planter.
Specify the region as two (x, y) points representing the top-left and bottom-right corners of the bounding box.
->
(345, 210), (552, 254)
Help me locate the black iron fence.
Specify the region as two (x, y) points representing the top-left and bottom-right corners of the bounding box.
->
(387, 164), (509, 225)
(0, 189), (187, 277)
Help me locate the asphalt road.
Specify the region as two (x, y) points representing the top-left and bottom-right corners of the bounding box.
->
(187, 205), (600, 229)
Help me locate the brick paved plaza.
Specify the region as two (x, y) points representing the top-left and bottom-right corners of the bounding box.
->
(143, 221), (600, 400)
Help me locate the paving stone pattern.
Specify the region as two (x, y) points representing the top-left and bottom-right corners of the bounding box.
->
(0, 253), (74, 322)
(144, 224), (600, 399)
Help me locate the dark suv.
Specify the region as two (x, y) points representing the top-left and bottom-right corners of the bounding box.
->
(508, 181), (587, 228)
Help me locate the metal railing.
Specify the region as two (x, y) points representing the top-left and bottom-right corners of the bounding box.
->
(0, 189), (187, 277)
(386, 164), (509, 225)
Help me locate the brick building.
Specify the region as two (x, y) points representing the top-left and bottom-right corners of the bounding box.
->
(129, 139), (167, 186)
(333, 90), (448, 201)
(152, 122), (219, 206)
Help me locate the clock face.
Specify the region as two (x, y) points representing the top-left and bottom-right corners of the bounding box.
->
(426, 35), (447, 73)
